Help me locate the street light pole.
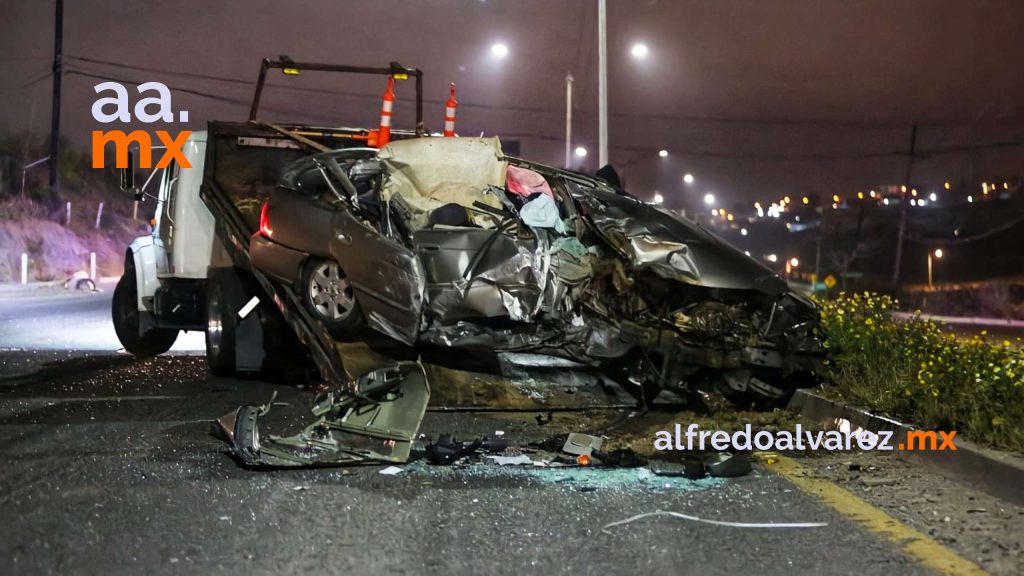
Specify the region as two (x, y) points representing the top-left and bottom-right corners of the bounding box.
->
(48, 0), (63, 199)
(565, 74), (573, 168)
(597, 0), (608, 168)
(927, 251), (933, 289)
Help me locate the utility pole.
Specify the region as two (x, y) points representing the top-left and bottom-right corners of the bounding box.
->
(565, 74), (573, 168)
(597, 0), (608, 168)
(891, 124), (917, 287)
(48, 0), (63, 199)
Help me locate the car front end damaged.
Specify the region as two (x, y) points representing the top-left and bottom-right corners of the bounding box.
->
(236, 135), (825, 465)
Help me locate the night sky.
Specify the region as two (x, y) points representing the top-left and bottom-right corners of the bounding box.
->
(3, 0), (1024, 213)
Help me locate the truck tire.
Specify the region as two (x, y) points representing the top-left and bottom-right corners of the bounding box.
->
(112, 273), (178, 357)
(301, 258), (364, 339)
(205, 267), (246, 377)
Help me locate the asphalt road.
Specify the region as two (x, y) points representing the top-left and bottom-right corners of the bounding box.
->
(0, 280), (204, 352)
(0, 286), (1014, 575)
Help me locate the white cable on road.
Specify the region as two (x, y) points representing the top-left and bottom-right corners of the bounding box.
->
(601, 510), (828, 534)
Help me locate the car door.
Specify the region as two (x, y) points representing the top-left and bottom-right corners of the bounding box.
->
(328, 206), (425, 345)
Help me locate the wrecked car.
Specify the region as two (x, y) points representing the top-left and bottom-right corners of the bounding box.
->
(249, 136), (824, 406)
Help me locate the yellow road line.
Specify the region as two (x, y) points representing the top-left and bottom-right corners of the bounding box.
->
(760, 454), (987, 576)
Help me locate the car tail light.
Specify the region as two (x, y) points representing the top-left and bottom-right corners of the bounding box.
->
(259, 201), (273, 238)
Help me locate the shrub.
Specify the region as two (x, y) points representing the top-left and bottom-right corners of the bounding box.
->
(818, 292), (1024, 451)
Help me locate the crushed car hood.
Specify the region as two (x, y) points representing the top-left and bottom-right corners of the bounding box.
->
(577, 189), (787, 294)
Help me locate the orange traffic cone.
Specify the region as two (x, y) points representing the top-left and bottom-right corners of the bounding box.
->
(377, 76), (395, 147)
(443, 83), (458, 137)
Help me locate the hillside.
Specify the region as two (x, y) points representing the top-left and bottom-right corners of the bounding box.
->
(0, 134), (143, 283)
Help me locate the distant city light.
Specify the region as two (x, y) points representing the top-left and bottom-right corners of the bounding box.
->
(967, 195), (974, 203)
(929, 192), (937, 202)
(790, 257), (800, 267)
(857, 191), (864, 199)
(901, 185), (907, 193)
(832, 194), (840, 203)
(658, 149), (668, 157)
(783, 196), (791, 204)
(574, 145), (588, 158)
(883, 198), (890, 205)
(944, 182), (951, 190)
(1004, 182), (1010, 190)
(869, 190), (877, 198)
(801, 196), (810, 205)
(653, 192), (664, 204)
(934, 248), (944, 259)
(491, 42), (509, 58)
(630, 43), (649, 58)
(767, 254), (778, 263)
(683, 173), (694, 184)
(910, 199), (917, 206)
(704, 192), (716, 205)
(911, 189), (918, 197)
(740, 228), (748, 236)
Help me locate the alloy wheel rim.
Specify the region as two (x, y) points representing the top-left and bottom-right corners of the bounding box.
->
(310, 262), (354, 321)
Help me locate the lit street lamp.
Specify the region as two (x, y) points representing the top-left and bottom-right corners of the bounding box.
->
(704, 192), (716, 206)
(574, 146), (588, 158)
(490, 42), (509, 58)
(653, 192), (664, 204)
(683, 173), (694, 184)
(928, 248), (943, 289)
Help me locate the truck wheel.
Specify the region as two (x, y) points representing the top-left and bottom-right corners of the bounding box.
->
(112, 273), (178, 357)
(301, 259), (364, 338)
(206, 267), (245, 377)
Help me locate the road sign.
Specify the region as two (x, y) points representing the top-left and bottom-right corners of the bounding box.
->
(823, 274), (837, 289)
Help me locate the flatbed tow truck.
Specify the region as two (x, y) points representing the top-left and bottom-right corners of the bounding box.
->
(114, 59), (435, 467)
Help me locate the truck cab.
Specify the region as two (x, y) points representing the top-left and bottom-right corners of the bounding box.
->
(112, 131), (215, 356)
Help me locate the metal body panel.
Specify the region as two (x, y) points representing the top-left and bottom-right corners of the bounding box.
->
(578, 189), (787, 294)
(329, 207), (425, 345)
(249, 233), (307, 284)
(264, 186), (334, 257)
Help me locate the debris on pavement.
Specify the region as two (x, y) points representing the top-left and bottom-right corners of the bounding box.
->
(705, 453), (752, 478)
(379, 466), (404, 476)
(562, 432), (604, 456)
(484, 454), (534, 466)
(220, 362), (430, 467)
(600, 510), (828, 534)
(425, 433), (509, 465)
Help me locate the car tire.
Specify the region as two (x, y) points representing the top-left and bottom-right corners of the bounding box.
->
(112, 272), (178, 358)
(206, 267), (247, 377)
(301, 258), (364, 339)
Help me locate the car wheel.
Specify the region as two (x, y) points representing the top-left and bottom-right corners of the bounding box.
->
(112, 273), (178, 357)
(302, 259), (364, 338)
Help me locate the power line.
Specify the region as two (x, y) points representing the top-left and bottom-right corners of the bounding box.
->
(62, 58), (1024, 162)
(68, 54), (1024, 130)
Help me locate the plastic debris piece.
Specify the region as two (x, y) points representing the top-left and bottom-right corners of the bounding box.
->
(601, 511), (828, 534)
(484, 454), (534, 466)
(379, 466), (404, 475)
(562, 433), (603, 456)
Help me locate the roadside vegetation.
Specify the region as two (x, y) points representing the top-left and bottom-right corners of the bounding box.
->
(818, 292), (1024, 452)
